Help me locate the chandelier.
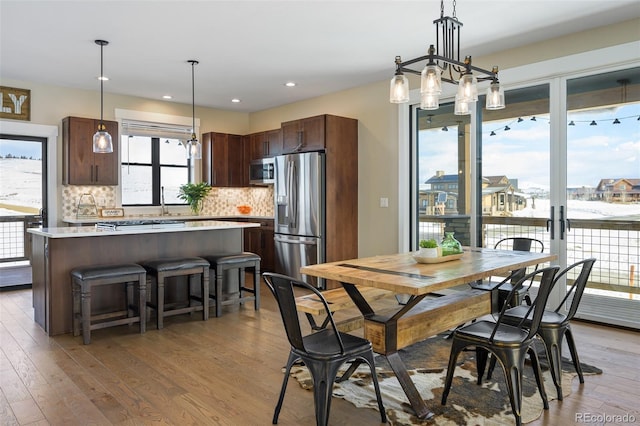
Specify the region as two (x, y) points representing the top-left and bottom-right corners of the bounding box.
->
(389, 0), (505, 114)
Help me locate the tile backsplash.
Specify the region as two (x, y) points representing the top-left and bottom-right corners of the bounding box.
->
(62, 185), (274, 219)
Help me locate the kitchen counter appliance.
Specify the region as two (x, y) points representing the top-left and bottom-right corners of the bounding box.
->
(274, 152), (325, 288)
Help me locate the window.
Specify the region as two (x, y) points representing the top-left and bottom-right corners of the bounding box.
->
(115, 110), (198, 208)
(120, 136), (190, 206)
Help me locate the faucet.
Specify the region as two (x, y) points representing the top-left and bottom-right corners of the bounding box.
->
(161, 186), (168, 215)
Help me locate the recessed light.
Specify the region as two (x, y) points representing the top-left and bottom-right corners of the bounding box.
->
(285, 82), (296, 87)
(231, 98), (241, 103)
(162, 95), (172, 100)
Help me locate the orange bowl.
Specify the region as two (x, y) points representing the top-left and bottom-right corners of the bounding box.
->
(237, 205), (252, 215)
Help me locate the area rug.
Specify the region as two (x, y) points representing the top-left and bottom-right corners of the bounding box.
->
(290, 334), (601, 425)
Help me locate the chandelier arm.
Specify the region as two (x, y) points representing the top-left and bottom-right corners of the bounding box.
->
(399, 54), (496, 79)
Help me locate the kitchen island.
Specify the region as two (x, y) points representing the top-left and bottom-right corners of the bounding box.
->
(28, 220), (259, 335)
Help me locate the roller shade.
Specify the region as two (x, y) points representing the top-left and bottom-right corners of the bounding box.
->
(121, 119), (193, 140)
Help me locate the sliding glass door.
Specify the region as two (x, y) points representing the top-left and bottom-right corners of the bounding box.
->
(411, 66), (640, 328)
(563, 68), (640, 327)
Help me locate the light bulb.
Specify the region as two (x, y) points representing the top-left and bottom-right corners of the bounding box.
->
(390, 74), (409, 103)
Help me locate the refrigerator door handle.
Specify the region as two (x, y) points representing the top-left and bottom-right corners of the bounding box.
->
(290, 161), (298, 229)
(274, 235), (318, 245)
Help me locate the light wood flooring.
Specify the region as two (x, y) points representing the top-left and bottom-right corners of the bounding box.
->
(0, 280), (638, 425)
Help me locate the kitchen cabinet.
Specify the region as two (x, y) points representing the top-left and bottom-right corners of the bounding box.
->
(244, 219), (275, 272)
(62, 116), (119, 185)
(247, 128), (282, 160)
(202, 132), (244, 187)
(281, 115), (326, 153)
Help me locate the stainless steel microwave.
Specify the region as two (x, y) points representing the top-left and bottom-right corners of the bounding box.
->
(249, 158), (275, 185)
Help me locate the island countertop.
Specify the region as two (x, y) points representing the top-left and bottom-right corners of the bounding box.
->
(28, 219), (259, 238)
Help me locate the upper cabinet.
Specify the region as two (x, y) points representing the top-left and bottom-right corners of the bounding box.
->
(247, 128), (282, 160)
(281, 115), (326, 153)
(62, 116), (119, 185)
(202, 132), (244, 187)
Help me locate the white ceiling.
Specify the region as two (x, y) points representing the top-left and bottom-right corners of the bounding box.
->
(1, 0), (639, 113)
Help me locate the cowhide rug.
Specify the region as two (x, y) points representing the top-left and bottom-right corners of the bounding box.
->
(290, 334), (602, 425)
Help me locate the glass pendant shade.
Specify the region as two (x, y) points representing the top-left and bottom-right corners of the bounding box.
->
(93, 40), (113, 153)
(420, 64), (442, 94)
(420, 92), (439, 110)
(454, 94), (470, 115)
(390, 74), (409, 103)
(93, 126), (113, 153)
(185, 135), (202, 160)
(486, 81), (505, 110)
(457, 73), (478, 103)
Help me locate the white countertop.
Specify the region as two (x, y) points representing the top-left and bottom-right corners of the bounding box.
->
(28, 220), (260, 239)
(63, 215), (274, 224)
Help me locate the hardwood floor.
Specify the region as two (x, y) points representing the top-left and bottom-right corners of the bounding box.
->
(0, 281), (638, 425)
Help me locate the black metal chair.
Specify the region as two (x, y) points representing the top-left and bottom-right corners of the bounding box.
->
(473, 237), (545, 308)
(442, 266), (560, 426)
(263, 273), (386, 426)
(487, 258), (597, 400)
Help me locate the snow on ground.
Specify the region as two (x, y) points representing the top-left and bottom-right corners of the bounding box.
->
(513, 198), (640, 220)
(0, 158), (42, 214)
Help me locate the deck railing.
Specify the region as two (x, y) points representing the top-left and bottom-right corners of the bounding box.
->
(419, 215), (640, 296)
(0, 215), (40, 263)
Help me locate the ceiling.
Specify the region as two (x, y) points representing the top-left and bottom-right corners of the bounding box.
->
(1, 0), (639, 113)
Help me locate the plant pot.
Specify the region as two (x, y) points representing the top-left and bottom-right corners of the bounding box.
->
(418, 247), (439, 258)
(189, 201), (203, 215)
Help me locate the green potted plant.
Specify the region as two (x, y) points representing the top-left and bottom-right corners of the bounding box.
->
(418, 238), (440, 257)
(178, 182), (212, 215)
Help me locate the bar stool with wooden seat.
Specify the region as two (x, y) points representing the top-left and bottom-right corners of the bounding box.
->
(202, 252), (261, 317)
(71, 263), (147, 345)
(140, 257), (210, 329)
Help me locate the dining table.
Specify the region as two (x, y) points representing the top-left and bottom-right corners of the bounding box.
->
(300, 246), (557, 419)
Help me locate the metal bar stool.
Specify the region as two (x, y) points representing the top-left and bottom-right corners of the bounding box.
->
(71, 263), (147, 345)
(141, 257), (210, 330)
(203, 252), (261, 317)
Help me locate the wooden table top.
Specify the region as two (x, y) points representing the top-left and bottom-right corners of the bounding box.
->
(300, 247), (557, 296)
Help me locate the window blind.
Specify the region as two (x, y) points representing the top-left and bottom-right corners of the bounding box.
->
(120, 119), (193, 141)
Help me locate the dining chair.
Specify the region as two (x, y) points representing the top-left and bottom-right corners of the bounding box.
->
(486, 258), (597, 400)
(473, 237), (545, 308)
(263, 273), (387, 426)
(442, 265), (560, 426)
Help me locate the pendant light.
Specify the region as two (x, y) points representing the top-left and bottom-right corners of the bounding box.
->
(93, 40), (113, 153)
(185, 60), (201, 160)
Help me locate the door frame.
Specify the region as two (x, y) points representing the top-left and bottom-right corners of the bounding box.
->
(0, 121), (58, 226)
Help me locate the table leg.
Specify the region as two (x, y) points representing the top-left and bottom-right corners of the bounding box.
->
(342, 282), (435, 419)
(386, 351), (435, 420)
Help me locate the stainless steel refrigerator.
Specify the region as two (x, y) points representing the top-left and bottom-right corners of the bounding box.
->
(274, 151), (325, 288)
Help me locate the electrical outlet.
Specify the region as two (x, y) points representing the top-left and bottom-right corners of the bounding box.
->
(380, 197), (389, 208)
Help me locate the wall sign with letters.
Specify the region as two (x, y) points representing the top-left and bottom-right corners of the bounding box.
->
(0, 86), (31, 121)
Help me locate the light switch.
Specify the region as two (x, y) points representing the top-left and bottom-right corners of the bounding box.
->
(380, 197), (389, 208)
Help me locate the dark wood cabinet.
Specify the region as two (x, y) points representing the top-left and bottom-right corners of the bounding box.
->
(244, 219), (275, 272)
(202, 132), (244, 187)
(62, 116), (119, 185)
(247, 128), (282, 160)
(281, 115), (326, 153)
